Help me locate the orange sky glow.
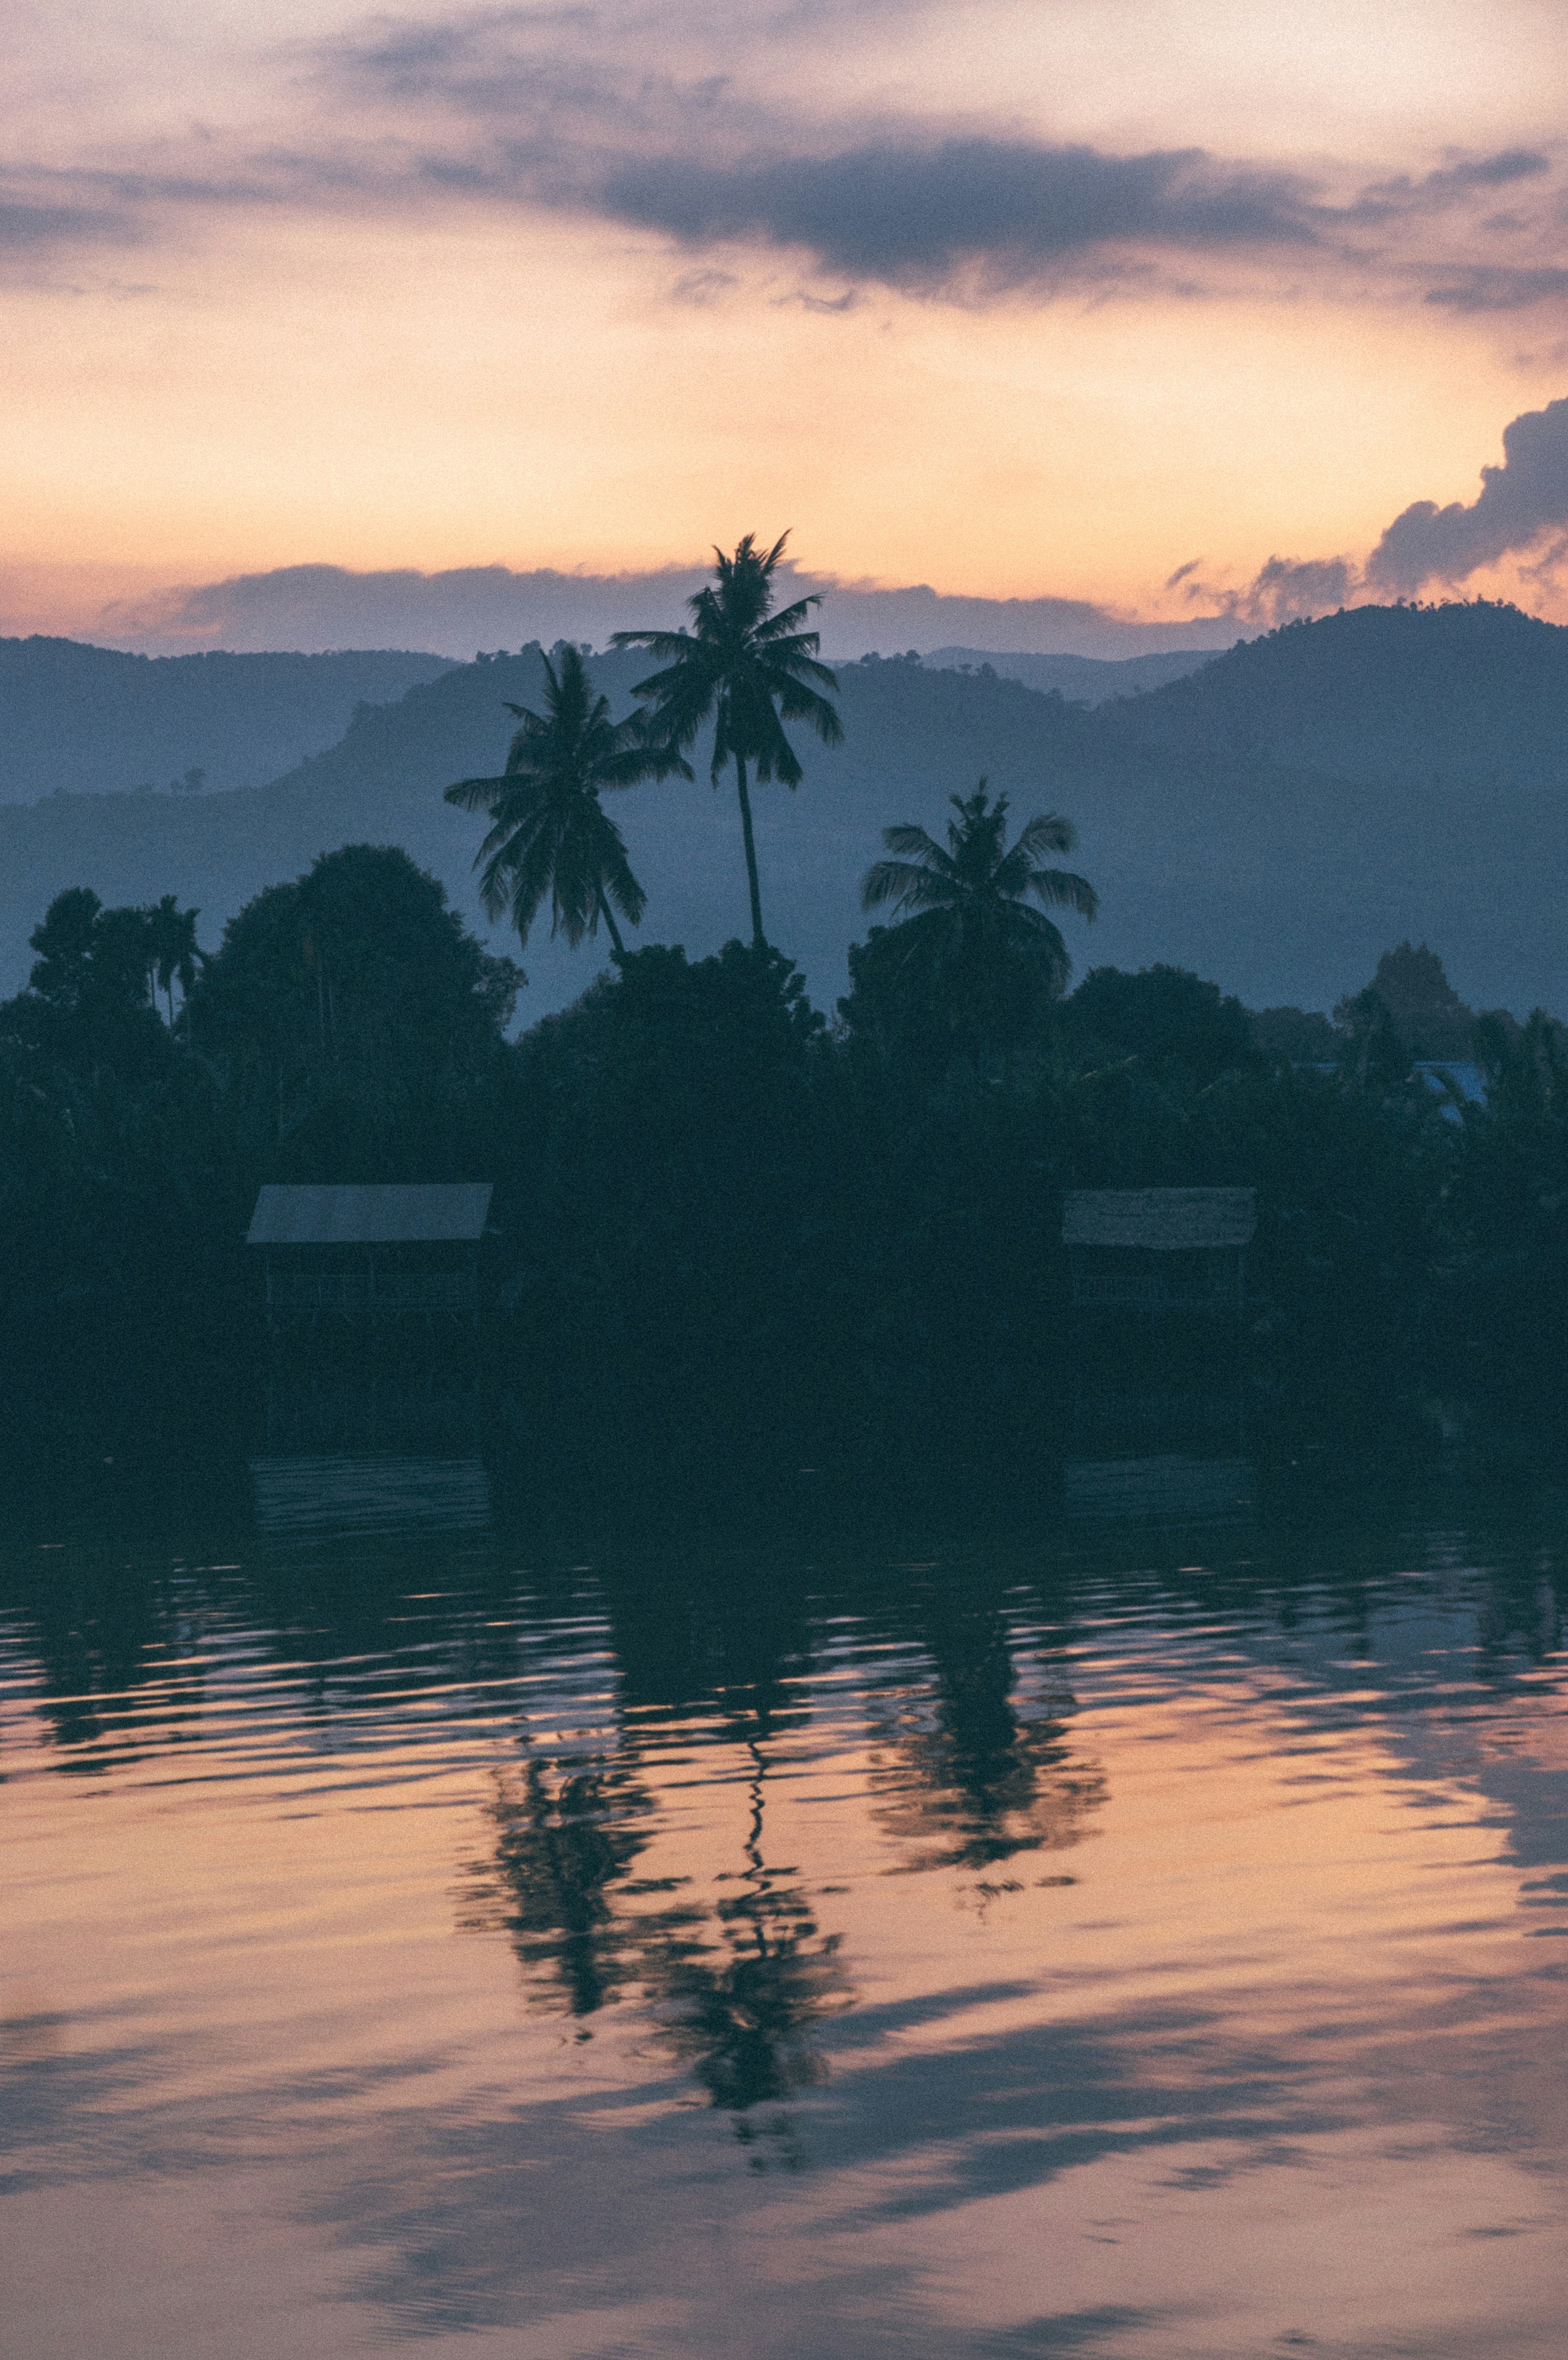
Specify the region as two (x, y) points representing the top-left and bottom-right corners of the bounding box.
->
(6, 1), (1568, 645)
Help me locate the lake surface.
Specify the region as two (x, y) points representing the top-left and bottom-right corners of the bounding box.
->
(3, 1455), (1567, 2359)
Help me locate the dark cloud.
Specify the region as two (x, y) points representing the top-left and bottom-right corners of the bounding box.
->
(0, 192), (139, 259)
(5, 4), (1561, 317)
(596, 138), (1322, 290)
(1175, 552), (1358, 628)
(1351, 148), (1550, 223)
(1366, 394), (1568, 592)
(1424, 266), (1568, 312)
(1206, 394), (1568, 610)
(1233, 555), (1358, 624)
(98, 560), (1238, 662)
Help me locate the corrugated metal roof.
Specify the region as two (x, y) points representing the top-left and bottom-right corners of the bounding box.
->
(1062, 1187), (1256, 1250)
(247, 1184), (494, 1247)
(1413, 1060), (1486, 1105)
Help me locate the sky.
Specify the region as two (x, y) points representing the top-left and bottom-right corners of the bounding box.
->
(7, 0), (1568, 655)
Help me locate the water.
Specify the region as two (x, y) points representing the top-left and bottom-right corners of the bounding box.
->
(3, 1457), (1566, 2358)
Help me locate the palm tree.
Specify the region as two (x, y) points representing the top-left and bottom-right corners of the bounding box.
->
(612, 533), (841, 950)
(145, 896), (204, 1026)
(858, 782), (1097, 1054)
(444, 645), (652, 958)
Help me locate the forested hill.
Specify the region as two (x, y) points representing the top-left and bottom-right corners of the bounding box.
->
(2, 601), (1567, 1019)
(1093, 599), (1568, 785)
(924, 646), (1217, 701)
(0, 638), (455, 801)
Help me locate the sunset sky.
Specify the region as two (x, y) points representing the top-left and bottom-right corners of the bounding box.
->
(8, 0), (1568, 651)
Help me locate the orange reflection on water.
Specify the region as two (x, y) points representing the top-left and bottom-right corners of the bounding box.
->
(1, 1503), (1566, 2358)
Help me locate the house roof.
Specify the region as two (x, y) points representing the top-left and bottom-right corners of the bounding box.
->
(247, 1183), (494, 1247)
(1062, 1187), (1256, 1250)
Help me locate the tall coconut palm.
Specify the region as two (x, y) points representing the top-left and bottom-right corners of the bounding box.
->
(445, 645), (652, 958)
(612, 533), (841, 951)
(145, 895), (205, 1026)
(859, 782), (1098, 1055)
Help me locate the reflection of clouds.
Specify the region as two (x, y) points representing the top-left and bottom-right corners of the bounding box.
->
(7, 1500), (1568, 2358)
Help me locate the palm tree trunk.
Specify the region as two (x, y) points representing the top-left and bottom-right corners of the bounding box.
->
(734, 756), (766, 950)
(596, 889), (627, 960)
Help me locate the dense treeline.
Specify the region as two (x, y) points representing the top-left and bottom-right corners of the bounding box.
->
(10, 598), (1568, 1024)
(6, 545), (1567, 1493)
(2, 838), (1566, 1486)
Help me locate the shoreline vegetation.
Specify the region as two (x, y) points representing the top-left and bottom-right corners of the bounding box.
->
(3, 543), (1567, 1495)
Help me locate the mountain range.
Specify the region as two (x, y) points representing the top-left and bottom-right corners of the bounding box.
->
(0, 600), (1563, 1020)
(0, 639), (454, 802)
(923, 647), (1219, 702)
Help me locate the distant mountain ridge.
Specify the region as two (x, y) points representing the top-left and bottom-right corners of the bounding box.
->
(0, 601), (1564, 1021)
(1091, 599), (1568, 786)
(923, 646), (1220, 702)
(0, 637), (455, 802)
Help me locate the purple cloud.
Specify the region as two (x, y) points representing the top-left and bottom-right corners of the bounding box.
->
(1366, 395), (1568, 592)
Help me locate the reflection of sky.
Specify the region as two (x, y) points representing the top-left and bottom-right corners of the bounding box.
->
(1, 1482), (1567, 2356)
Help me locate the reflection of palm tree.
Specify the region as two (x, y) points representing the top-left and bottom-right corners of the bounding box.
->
(647, 1743), (849, 2113)
(870, 1594), (1105, 1877)
(462, 1755), (677, 2018)
(467, 1727), (850, 2119)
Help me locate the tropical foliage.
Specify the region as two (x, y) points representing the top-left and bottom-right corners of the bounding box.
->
(613, 533), (841, 949)
(4, 536), (1568, 1486)
(444, 644), (651, 958)
(846, 783), (1097, 1062)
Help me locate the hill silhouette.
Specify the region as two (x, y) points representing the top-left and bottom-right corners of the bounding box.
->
(0, 602), (1562, 1019)
(0, 637), (455, 801)
(1092, 598), (1568, 785)
(924, 646), (1217, 701)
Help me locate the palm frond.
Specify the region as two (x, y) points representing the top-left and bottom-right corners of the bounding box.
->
(1029, 867), (1099, 919)
(863, 859), (962, 914)
(879, 822), (944, 863)
(751, 597), (821, 642)
(444, 773), (511, 813)
(1011, 811), (1077, 861)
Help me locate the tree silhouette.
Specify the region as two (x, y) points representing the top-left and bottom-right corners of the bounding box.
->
(613, 533), (841, 950)
(445, 645), (652, 958)
(853, 781), (1097, 1061)
(145, 895), (205, 1026)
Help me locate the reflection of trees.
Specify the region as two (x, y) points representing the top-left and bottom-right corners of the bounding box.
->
(460, 1753), (693, 2019)
(869, 1591), (1105, 1878)
(463, 1736), (849, 2120)
(646, 1745), (850, 2112)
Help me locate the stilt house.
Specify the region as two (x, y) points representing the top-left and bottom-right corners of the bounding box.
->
(248, 1184), (494, 1332)
(1062, 1188), (1256, 1316)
